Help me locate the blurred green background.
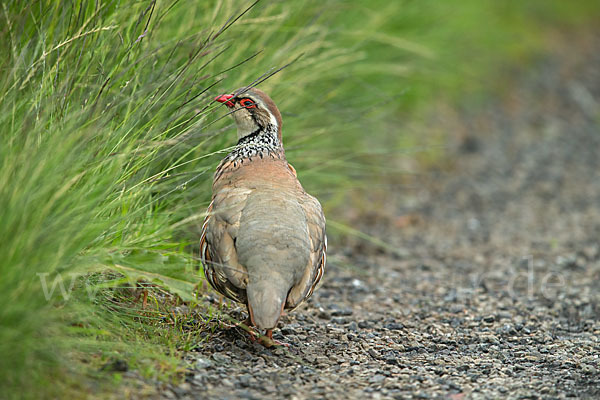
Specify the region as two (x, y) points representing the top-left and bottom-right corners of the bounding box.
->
(1, 0), (598, 397)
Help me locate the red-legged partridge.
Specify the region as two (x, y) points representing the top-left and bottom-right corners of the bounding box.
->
(200, 87), (327, 346)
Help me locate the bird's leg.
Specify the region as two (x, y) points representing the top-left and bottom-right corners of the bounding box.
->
(134, 282), (149, 309)
(236, 306), (257, 342)
(239, 315), (253, 328)
(238, 315), (257, 341)
(258, 300), (290, 347)
(247, 329), (257, 343)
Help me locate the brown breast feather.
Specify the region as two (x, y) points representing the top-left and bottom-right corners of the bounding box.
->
(200, 157), (326, 308)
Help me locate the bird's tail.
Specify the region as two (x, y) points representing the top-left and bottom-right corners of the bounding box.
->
(246, 279), (288, 330)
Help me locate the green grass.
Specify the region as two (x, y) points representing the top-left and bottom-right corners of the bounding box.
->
(1, 0), (598, 397)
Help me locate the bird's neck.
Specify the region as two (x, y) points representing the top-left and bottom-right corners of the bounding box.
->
(229, 124), (283, 162)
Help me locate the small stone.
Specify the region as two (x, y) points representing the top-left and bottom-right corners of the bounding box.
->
(195, 357), (212, 369)
(483, 315), (496, 323)
(358, 321), (371, 329)
(581, 364), (597, 374)
(351, 279), (366, 289)
(212, 353), (229, 363)
(450, 305), (464, 313)
(214, 344), (224, 352)
(515, 323), (524, 331)
(316, 356), (329, 366)
(331, 307), (353, 317)
(281, 326), (295, 335)
(369, 374), (386, 384)
(331, 316), (349, 324)
(500, 324), (516, 335)
(264, 385), (276, 393)
(384, 323), (404, 330)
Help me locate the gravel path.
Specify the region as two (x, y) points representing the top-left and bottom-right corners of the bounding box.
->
(161, 35), (600, 399)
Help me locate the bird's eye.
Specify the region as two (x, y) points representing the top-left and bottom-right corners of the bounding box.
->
(239, 98), (256, 109)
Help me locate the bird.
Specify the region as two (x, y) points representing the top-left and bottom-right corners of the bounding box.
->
(200, 87), (327, 346)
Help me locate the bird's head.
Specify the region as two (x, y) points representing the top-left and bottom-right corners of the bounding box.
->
(215, 87), (283, 144)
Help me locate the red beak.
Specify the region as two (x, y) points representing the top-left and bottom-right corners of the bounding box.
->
(215, 94), (235, 108)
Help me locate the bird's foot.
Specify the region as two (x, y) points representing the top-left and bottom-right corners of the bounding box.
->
(142, 290), (148, 308)
(233, 316), (259, 342)
(219, 321), (237, 329)
(258, 329), (290, 348)
(237, 316), (253, 329)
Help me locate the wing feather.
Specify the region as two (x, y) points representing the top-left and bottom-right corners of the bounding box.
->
(286, 193), (327, 309)
(200, 188), (252, 304)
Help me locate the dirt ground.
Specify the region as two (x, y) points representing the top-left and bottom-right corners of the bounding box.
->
(156, 33), (600, 399)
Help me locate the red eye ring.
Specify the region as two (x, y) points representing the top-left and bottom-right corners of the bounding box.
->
(239, 98), (256, 109)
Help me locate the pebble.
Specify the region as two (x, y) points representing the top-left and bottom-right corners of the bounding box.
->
(212, 353), (229, 363)
(581, 364), (597, 374)
(195, 358), (212, 369)
(384, 323), (404, 330)
(369, 374), (386, 384)
(358, 321), (371, 329)
(483, 315), (495, 323)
